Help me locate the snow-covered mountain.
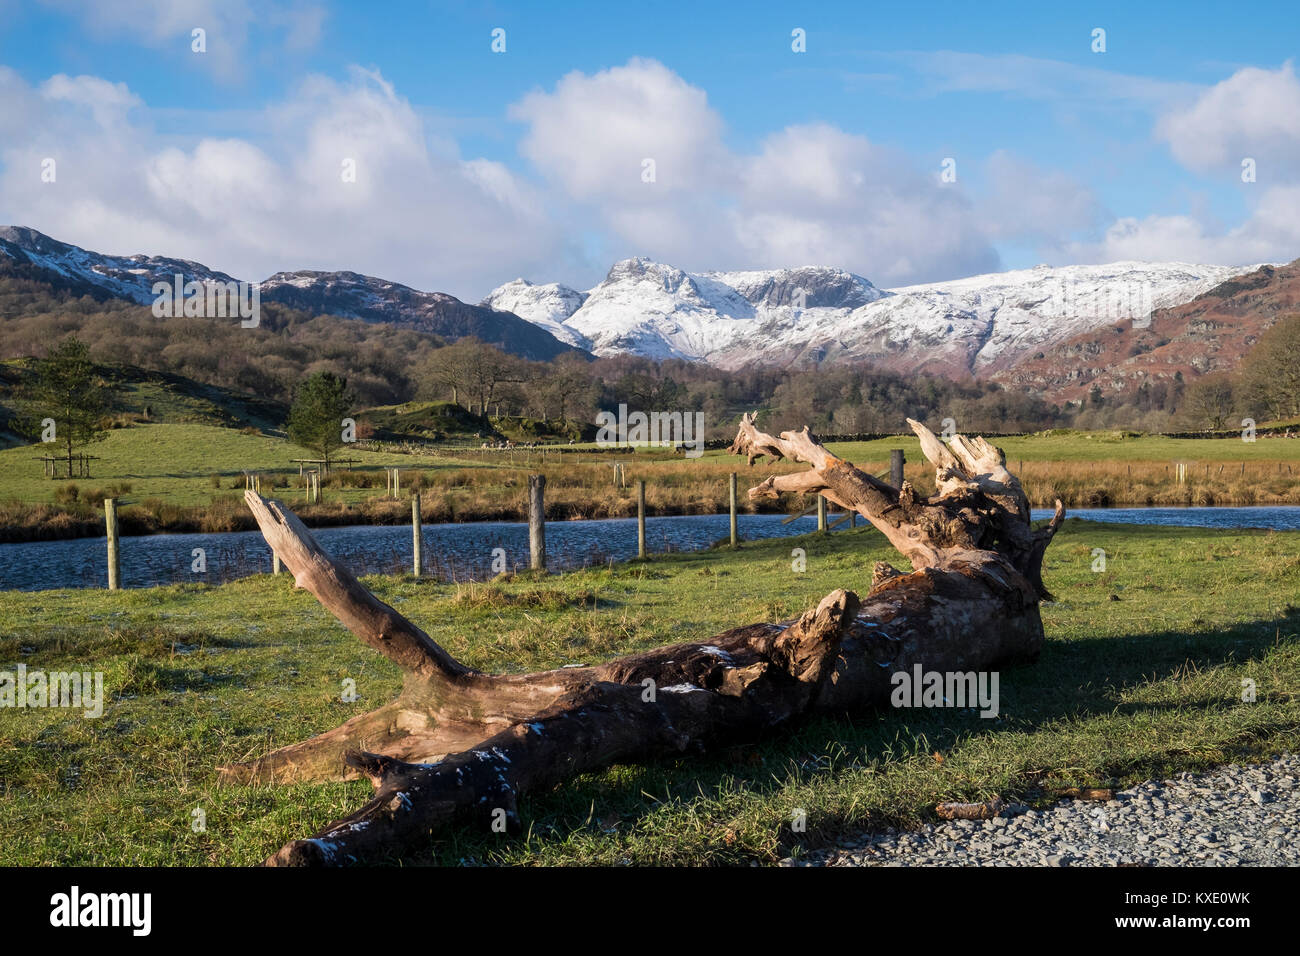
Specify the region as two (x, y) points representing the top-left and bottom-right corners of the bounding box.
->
(484, 257), (1266, 376)
(0, 226), (579, 361)
(255, 270), (578, 359)
(4, 224), (1271, 378)
(991, 259), (1300, 402)
(479, 278), (591, 349)
(0, 225), (241, 300)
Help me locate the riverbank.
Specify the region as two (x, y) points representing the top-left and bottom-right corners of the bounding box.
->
(7, 509), (1300, 592)
(0, 490), (798, 543)
(3, 422), (1300, 542)
(6, 466), (1300, 543)
(1, 520), (1297, 865)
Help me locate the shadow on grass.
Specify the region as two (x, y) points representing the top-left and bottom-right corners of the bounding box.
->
(0, 626), (259, 667)
(350, 606), (1300, 866)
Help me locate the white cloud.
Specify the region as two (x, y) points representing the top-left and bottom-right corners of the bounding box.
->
(1157, 62), (1300, 180)
(1066, 63), (1300, 268)
(732, 124), (998, 284)
(0, 67), (40, 139)
(978, 150), (1104, 243)
(146, 139), (284, 216)
(40, 74), (142, 127)
(1072, 186), (1300, 266)
(4, 53), (1294, 309)
(509, 60), (999, 286)
(0, 66), (564, 298)
(511, 57), (732, 202)
(1091, 214), (1236, 262)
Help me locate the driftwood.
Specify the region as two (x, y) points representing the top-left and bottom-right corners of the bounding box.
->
(219, 416), (1064, 865)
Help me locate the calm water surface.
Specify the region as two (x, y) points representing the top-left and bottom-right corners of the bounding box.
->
(2, 506), (1297, 592)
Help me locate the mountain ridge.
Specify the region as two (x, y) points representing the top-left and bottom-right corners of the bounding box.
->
(0, 226), (580, 362)
(991, 259), (1300, 402)
(4, 226), (1292, 396)
(482, 255), (1272, 380)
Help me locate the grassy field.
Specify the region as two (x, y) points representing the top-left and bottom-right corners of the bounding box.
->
(0, 423), (505, 540)
(0, 423), (445, 507)
(0, 360), (288, 445)
(830, 429), (1300, 463)
(1, 519), (1297, 865)
(2, 422), (1300, 542)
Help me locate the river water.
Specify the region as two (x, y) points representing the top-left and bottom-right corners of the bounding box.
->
(1, 506), (1297, 592)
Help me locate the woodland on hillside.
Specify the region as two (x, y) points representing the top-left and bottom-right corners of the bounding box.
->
(1, 276), (1298, 439)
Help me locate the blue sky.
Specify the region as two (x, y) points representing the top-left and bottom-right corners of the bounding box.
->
(0, 0), (1297, 299)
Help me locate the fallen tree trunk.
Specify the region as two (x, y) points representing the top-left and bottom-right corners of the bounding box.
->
(219, 417), (1064, 865)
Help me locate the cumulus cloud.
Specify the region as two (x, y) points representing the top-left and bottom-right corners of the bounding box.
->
(509, 59), (999, 286)
(1063, 63), (1300, 268)
(976, 61), (1300, 270)
(731, 124), (998, 284)
(1157, 62), (1300, 180)
(512, 58), (732, 201)
(977, 150), (1104, 244)
(1081, 187), (1300, 266)
(40, 74), (142, 127)
(5, 53), (1295, 306)
(0, 66), (563, 298)
(0, 66), (42, 139)
(4, 57), (1006, 293)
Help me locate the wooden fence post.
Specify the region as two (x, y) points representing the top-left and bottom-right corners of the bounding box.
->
(412, 493), (423, 577)
(817, 494), (827, 532)
(528, 474), (546, 571)
(729, 472), (738, 547)
(890, 448), (905, 489)
(637, 479), (646, 559)
(104, 497), (120, 590)
(273, 551), (282, 575)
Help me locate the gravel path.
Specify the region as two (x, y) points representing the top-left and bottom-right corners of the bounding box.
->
(783, 752), (1300, 867)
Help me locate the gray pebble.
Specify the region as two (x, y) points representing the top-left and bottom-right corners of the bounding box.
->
(794, 752), (1300, 868)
